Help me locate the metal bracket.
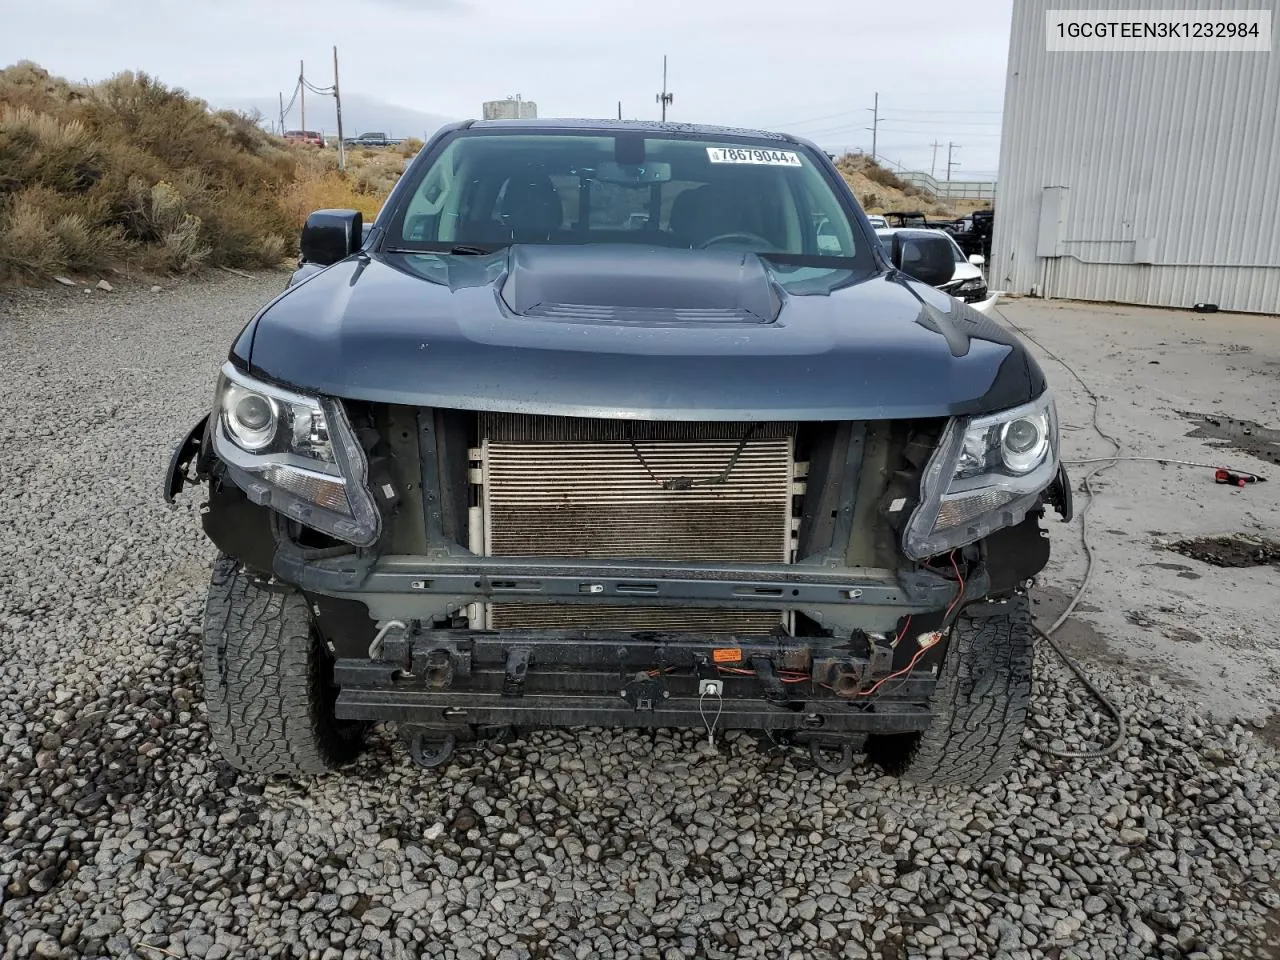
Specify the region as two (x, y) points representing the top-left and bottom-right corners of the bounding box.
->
(799, 421), (867, 565)
(503, 647), (531, 697)
(750, 656), (787, 703)
(419, 649), (454, 688)
(868, 638), (895, 679)
(620, 673), (667, 712)
(813, 657), (867, 698)
(415, 410), (472, 559)
(410, 640), (472, 680)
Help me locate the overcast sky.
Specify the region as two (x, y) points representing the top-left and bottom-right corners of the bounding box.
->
(3, 0), (1012, 178)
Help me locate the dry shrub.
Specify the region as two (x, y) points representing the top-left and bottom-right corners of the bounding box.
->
(255, 234), (288, 265)
(281, 171), (385, 226)
(51, 211), (129, 272)
(0, 185), (134, 283)
(0, 195), (66, 284)
(156, 217), (210, 272)
(352, 165), (398, 197)
(832, 151), (952, 216)
(398, 138), (424, 158)
(0, 61), (299, 286)
(0, 61), (413, 286)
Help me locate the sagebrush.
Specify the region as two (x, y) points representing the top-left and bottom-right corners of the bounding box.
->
(0, 62), (402, 288)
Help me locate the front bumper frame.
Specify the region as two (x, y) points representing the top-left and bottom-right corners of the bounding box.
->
(278, 551), (980, 634)
(333, 625), (939, 736)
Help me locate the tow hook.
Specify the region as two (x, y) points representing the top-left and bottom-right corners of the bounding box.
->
(808, 739), (856, 774)
(403, 727), (456, 769)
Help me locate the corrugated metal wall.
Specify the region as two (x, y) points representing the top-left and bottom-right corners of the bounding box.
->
(991, 0), (1280, 314)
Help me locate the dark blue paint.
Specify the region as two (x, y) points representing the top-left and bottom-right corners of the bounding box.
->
(246, 246), (1045, 422)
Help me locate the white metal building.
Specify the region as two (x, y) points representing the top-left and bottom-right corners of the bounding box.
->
(482, 97), (538, 121)
(991, 0), (1280, 314)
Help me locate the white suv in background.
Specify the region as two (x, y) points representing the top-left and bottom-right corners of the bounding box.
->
(877, 227), (989, 304)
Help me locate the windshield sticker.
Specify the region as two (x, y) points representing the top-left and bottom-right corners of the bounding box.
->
(706, 147), (802, 166)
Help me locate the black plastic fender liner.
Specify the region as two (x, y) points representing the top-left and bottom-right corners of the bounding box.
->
(201, 473), (278, 577)
(981, 514), (1051, 597)
(1047, 462), (1074, 522)
(163, 414), (209, 503)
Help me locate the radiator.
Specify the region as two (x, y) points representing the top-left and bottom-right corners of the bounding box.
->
(474, 414), (797, 633)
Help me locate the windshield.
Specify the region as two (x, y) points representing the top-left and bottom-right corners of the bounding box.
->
(389, 131), (863, 263)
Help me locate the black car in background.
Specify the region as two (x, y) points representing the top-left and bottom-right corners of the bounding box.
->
(166, 119), (1070, 784)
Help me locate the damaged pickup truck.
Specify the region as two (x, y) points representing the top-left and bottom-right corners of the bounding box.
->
(165, 119), (1071, 784)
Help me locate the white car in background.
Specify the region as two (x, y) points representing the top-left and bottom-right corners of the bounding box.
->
(865, 214), (889, 228)
(876, 227), (991, 305)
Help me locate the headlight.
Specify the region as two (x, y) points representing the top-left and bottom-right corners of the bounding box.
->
(956, 279), (984, 293)
(210, 363), (381, 547)
(902, 392), (1059, 560)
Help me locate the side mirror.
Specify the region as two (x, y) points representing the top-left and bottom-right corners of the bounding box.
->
(888, 234), (955, 287)
(300, 209), (363, 266)
(968, 253), (985, 266)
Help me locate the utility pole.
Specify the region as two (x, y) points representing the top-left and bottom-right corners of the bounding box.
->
(333, 46), (346, 171)
(656, 55), (673, 121)
(299, 60), (306, 134)
(947, 142), (960, 182)
(930, 140), (942, 179)
(617, 101), (622, 120)
(865, 92), (879, 160)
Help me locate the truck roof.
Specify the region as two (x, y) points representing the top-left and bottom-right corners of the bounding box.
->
(466, 117), (794, 142)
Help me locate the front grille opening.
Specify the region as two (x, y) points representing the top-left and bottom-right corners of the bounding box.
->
(470, 413), (803, 632)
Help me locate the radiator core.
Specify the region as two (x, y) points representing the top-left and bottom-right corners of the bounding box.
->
(475, 415), (797, 633)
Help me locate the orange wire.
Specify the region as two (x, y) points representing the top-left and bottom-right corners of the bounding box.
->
(858, 554), (966, 698)
(942, 551), (966, 620)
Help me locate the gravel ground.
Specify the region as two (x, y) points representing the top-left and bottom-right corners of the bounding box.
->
(1, 276), (1279, 960)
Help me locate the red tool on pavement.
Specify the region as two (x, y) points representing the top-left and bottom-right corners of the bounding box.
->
(1214, 468), (1266, 487)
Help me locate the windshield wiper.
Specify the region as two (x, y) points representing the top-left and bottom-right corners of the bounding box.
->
(384, 243), (505, 256)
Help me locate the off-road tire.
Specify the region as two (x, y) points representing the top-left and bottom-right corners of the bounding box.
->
(202, 555), (364, 776)
(869, 595), (1032, 786)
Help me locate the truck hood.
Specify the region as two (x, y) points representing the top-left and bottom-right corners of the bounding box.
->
(244, 245), (1045, 421)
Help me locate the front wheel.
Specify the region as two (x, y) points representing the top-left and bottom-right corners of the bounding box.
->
(202, 556), (364, 776)
(869, 595), (1033, 786)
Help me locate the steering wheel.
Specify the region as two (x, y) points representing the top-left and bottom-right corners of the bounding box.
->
(697, 231), (773, 251)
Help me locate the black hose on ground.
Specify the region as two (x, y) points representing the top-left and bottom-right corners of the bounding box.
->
(995, 311), (1130, 761)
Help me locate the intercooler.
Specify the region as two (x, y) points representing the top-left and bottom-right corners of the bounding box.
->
(471, 414), (799, 633)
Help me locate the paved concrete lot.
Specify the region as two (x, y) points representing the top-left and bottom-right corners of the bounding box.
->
(0, 277), (1277, 960)
(997, 297), (1280, 725)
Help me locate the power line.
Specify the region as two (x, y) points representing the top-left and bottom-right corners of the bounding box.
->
(879, 107), (1003, 115)
(773, 109), (860, 129)
(770, 109), (1003, 135)
(879, 116), (1003, 127)
(877, 128), (1003, 138)
(279, 78), (301, 130)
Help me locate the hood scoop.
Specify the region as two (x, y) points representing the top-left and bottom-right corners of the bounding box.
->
(499, 243), (782, 325)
